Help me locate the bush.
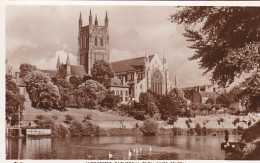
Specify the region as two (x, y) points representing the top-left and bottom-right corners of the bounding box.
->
(195, 123), (202, 135)
(65, 114), (75, 122)
(172, 127), (182, 135)
(141, 117), (159, 135)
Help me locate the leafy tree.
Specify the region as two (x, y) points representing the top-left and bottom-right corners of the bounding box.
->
(195, 123), (202, 135)
(170, 7), (260, 87)
(75, 80), (106, 108)
(101, 91), (121, 109)
(24, 70), (60, 109)
(6, 75), (25, 126)
(139, 92), (161, 119)
(239, 72), (260, 112)
(91, 60), (114, 87)
(69, 75), (81, 88)
(170, 7), (260, 111)
(19, 63), (37, 78)
(168, 88), (188, 115)
(167, 116), (178, 126)
(141, 117), (159, 135)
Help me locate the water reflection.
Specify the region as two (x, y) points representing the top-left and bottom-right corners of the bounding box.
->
(6, 135), (240, 160)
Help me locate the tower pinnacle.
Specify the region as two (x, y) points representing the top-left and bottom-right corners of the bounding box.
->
(95, 14), (98, 26)
(66, 54), (71, 66)
(56, 55), (61, 69)
(89, 9), (92, 25)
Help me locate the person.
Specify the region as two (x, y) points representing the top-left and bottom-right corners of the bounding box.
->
(224, 130), (229, 142)
(29, 122), (31, 127)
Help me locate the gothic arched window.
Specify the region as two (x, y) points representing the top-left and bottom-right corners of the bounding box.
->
(101, 38), (104, 46)
(151, 69), (163, 94)
(95, 37), (98, 46)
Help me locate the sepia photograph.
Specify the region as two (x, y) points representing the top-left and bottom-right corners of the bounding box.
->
(5, 4), (260, 160)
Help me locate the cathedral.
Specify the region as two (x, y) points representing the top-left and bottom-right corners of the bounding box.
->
(45, 10), (173, 103)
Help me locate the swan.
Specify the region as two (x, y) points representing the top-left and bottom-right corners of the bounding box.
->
(108, 151), (113, 160)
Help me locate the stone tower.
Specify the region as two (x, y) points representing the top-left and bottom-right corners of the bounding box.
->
(78, 10), (110, 74)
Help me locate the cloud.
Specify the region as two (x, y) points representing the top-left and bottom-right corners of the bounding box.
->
(6, 6), (212, 87)
(35, 51), (77, 70)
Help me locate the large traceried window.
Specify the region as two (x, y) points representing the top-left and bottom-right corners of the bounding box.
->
(151, 69), (163, 94)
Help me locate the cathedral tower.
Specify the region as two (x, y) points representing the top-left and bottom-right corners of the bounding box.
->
(78, 10), (110, 74)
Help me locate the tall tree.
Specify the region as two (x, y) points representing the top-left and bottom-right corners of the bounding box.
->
(91, 60), (114, 87)
(19, 63), (37, 78)
(170, 7), (260, 111)
(6, 75), (25, 125)
(24, 70), (60, 109)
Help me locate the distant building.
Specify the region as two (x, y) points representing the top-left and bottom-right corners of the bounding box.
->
(182, 85), (218, 104)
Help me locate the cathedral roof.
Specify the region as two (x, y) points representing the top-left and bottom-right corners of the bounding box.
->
(70, 65), (87, 76)
(110, 55), (154, 73)
(41, 70), (57, 77)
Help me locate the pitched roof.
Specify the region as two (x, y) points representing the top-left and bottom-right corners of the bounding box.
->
(199, 92), (217, 97)
(110, 55), (154, 73)
(109, 78), (129, 88)
(71, 65), (87, 76)
(41, 70), (57, 77)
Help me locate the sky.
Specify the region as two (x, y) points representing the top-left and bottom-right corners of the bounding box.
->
(6, 5), (212, 87)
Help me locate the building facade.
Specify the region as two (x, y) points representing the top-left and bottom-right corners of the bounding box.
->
(110, 53), (173, 102)
(78, 10), (110, 74)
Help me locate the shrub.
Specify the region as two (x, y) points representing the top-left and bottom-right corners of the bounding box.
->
(195, 123), (202, 135)
(141, 117), (159, 135)
(69, 119), (85, 137)
(65, 114), (75, 122)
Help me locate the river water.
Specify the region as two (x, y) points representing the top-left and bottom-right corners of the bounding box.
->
(6, 135), (240, 160)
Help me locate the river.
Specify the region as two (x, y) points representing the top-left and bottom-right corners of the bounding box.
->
(6, 135), (240, 160)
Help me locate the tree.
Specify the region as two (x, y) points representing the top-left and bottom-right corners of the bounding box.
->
(170, 7), (260, 111)
(75, 80), (106, 108)
(69, 75), (81, 88)
(168, 88), (188, 115)
(141, 117), (159, 135)
(239, 72), (260, 112)
(24, 70), (60, 109)
(101, 91), (121, 109)
(91, 60), (114, 87)
(6, 75), (25, 126)
(19, 63), (36, 78)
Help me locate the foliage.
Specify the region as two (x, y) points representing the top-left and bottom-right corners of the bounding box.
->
(170, 7), (260, 87)
(6, 75), (25, 126)
(68, 119), (99, 137)
(101, 91), (121, 109)
(69, 75), (81, 88)
(241, 120), (260, 142)
(74, 80), (106, 108)
(19, 63), (37, 78)
(232, 118), (240, 126)
(168, 88), (187, 113)
(205, 97), (216, 105)
(65, 114), (75, 122)
(195, 123), (202, 135)
(170, 7), (260, 112)
(185, 118), (193, 128)
(167, 116), (178, 125)
(24, 70), (60, 109)
(91, 60), (114, 87)
(141, 117), (159, 135)
(239, 72), (260, 112)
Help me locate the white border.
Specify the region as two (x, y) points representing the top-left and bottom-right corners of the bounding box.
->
(1, 1), (260, 163)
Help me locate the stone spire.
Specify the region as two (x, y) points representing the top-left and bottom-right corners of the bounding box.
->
(89, 9), (92, 25)
(105, 10), (108, 27)
(95, 14), (98, 26)
(56, 55), (61, 69)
